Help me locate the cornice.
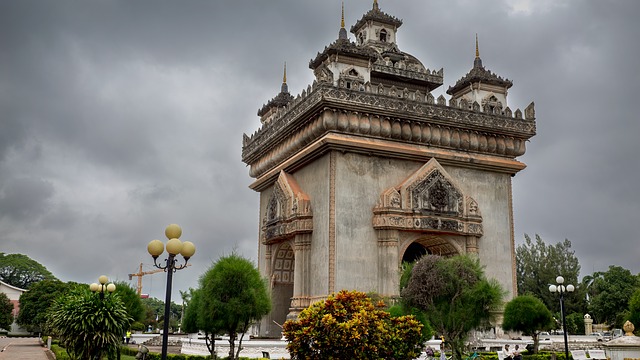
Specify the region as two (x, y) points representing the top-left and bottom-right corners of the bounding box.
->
(248, 133), (528, 192)
(242, 83), (535, 169)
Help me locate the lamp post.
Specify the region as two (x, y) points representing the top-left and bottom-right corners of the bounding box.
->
(549, 275), (574, 360)
(147, 224), (195, 360)
(90, 275), (117, 299)
(89, 276), (117, 360)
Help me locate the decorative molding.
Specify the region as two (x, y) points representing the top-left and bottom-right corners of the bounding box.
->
(248, 132), (527, 192)
(243, 84), (535, 179)
(262, 171), (313, 244)
(271, 242), (295, 286)
(508, 176), (517, 297)
(373, 158), (483, 236)
(328, 151), (336, 294)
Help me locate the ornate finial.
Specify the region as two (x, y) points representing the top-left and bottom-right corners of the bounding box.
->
(373, 0), (379, 11)
(623, 320), (635, 336)
(473, 34), (483, 68)
(281, 62), (289, 94)
(338, 3), (348, 40)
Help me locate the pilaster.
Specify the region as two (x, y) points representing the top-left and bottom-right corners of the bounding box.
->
(377, 229), (400, 297)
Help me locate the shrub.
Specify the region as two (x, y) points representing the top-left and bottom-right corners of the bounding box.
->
(283, 290), (424, 359)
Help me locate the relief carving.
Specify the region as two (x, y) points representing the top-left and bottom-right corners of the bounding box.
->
(411, 170), (462, 216)
(262, 171), (313, 244)
(373, 158), (482, 236)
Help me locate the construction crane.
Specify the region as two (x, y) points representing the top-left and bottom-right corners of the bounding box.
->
(128, 263), (165, 296)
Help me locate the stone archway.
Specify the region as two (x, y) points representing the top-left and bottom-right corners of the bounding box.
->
(399, 234), (465, 261)
(261, 171), (313, 336)
(269, 242), (295, 333)
(402, 242), (428, 263)
(374, 158), (483, 297)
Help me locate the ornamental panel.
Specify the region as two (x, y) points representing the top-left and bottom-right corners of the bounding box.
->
(373, 158), (482, 236)
(262, 171), (313, 244)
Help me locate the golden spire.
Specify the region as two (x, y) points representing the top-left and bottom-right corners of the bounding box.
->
(280, 62), (289, 94)
(283, 62), (287, 84)
(338, 3), (348, 40)
(374, 0), (379, 11)
(475, 33), (480, 59)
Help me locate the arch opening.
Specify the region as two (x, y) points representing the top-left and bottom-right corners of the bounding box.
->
(269, 242), (294, 336)
(402, 242), (429, 263)
(401, 236), (461, 265)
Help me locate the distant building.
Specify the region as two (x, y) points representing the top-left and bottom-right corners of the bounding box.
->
(242, 1), (536, 337)
(0, 280), (29, 335)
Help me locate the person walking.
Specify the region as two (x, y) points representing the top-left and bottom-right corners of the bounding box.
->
(126, 330), (132, 344)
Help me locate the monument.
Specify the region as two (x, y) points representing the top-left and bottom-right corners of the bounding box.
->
(242, 1), (536, 337)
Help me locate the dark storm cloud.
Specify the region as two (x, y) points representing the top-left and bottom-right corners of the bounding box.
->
(0, 0), (638, 300)
(0, 176), (54, 221)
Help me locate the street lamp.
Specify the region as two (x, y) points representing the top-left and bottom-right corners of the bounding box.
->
(89, 276), (117, 360)
(90, 275), (116, 299)
(147, 224), (196, 360)
(549, 275), (575, 360)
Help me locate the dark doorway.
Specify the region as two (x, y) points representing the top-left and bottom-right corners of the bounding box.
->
(402, 242), (428, 263)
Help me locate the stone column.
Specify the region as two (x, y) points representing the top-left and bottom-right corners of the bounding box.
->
(584, 314), (593, 335)
(377, 229), (399, 297)
(262, 245), (274, 337)
(289, 233), (312, 319)
(466, 236), (479, 255)
(265, 245), (273, 288)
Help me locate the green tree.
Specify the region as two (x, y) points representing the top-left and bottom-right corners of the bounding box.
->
(401, 254), (504, 360)
(565, 312), (585, 335)
(586, 266), (640, 327)
(140, 297), (181, 332)
(47, 286), (132, 360)
(516, 234), (586, 316)
(502, 295), (553, 353)
(200, 254), (271, 360)
(283, 290), (424, 360)
(388, 261), (434, 340)
(179, 289), (191, 331)
(113, 281), (144, 322)
(0, 253), (57, 289)
(627, 288), (640, 334)
(0, 292), (13, 331)
(17, 279), (73, 332)
(183, 288), (220, 358)
(141, 297), (164, 331)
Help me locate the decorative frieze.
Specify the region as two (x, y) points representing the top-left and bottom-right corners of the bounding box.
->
(243, 83), (535, 178)
(262, 171), (313, 244)
(371, 63), (443, 86)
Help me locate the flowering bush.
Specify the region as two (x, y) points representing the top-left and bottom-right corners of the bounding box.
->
(283, 290), (424, 360)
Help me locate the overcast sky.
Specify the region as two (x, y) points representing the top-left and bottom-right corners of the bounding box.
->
(1, 0), (639, 301)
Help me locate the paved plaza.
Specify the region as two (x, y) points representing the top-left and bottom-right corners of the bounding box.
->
(0, 337), (51, 360)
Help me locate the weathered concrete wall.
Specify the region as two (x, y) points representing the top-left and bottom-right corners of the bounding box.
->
(445, 166), (515, 299)
(257, 150), (516, 337)
(290, 153), (330, 298)
(334, 152), (422, 292)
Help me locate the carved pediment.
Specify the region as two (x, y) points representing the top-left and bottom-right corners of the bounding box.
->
(263, 171), (313, 244)
(374, 158), (482, 235)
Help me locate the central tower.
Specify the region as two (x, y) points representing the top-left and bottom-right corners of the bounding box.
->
(242, 1), (536, 337)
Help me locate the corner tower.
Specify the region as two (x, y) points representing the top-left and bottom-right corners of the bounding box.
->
(242, 2), (536, 338)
